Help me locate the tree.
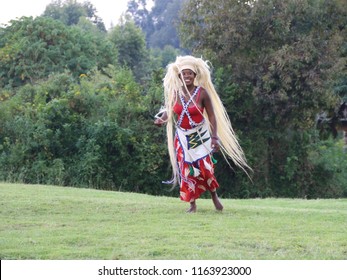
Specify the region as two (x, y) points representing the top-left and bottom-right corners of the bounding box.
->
(127, 0), (150, 31)
(108, 20), (149, 79)
(0, 64), (170, 194)
(180, 0), (347, 197)
(43, 0), (106, 32)
(181, 0), (345, 120)
(0, 16), (117, 88)
(127, 0), (184, 49)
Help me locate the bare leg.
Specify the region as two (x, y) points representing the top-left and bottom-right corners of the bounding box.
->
(187, 200), (197, 213)
(211, 191), (223, 211)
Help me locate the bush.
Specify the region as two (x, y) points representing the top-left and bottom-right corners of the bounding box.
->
(0, 67), (175, 196)
(308, 138), (347, 198)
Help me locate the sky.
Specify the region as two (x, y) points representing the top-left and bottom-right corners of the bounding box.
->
(0, 0), (132, 29)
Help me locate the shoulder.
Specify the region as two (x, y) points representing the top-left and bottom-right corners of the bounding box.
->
(198, 87), (211, 103)
(198, 86), (208, 98)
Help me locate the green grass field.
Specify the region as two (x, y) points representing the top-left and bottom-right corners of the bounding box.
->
(0, 183), (346, 260)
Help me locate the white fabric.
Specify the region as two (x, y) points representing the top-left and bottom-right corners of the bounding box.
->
(179, 64), (197, 73)
(176, 121), (212, 164)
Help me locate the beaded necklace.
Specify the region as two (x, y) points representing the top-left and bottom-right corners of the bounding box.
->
(177, 86), (201, 128)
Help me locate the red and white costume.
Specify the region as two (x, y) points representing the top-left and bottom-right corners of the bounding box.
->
(173, 86), (219, 202)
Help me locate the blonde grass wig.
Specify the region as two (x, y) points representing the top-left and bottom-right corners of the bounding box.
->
(162, 55), (251, 186)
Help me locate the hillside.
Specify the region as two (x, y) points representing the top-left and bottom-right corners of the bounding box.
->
(0, 183), (346, 259)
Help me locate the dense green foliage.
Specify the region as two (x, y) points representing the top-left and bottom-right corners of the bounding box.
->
(0, 0), (346, 198)
(0, 67), (169, 194)
(43, 0), (106, 31)
(0, 16), (117, 88)
(108, 20), (149, 79)
(180, 0), (347, 198)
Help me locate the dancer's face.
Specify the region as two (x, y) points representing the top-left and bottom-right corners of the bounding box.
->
(179, 69), (196, 86)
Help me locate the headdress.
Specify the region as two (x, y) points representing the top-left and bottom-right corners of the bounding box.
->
(161, 55), (251, 186)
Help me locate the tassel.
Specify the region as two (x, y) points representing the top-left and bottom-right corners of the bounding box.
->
(189, 165), (194, 176)
(184, 166), (190, 177)
(211, 155), (218, 164)
(189, 165), (200, 177)
(203, 158), (213, 173)
(193, 166), (200, 177)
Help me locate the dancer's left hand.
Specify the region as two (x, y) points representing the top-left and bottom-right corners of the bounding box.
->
(211, 138), (220, 152)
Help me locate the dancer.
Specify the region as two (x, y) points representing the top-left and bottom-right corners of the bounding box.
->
(154, 55), (250, 212)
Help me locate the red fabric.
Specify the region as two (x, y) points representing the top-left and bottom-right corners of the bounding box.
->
(173, 103), (204, 129)
(173, 87), (219, 202)
(175, 136), (219, 202)
(173, 88), (204, 129)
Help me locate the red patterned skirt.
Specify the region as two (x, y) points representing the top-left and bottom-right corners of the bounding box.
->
(174, 136), (219, 202)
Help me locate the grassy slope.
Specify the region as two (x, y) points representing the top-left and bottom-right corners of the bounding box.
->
(0, 183), (346, 260)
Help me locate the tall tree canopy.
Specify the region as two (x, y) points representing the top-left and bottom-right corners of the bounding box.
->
(0, 16), (117, 88)
(108, 20), (148, 79)
(43, 0), (106, 32)
(180, 0), (347, 197)
(127, 0), (184, 49)
(181, 0), (346, 127)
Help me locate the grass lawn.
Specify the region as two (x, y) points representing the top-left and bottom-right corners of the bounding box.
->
(0, 183), (346, 260)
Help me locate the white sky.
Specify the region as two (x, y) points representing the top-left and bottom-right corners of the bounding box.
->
(0, 0), (132, 29)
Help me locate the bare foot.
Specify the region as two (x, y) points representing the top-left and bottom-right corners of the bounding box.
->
(187, 201), (197, 213)
(211, 192), (223, 211)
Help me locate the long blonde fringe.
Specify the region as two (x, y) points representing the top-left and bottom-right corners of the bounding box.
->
(162, 55), (251, 186)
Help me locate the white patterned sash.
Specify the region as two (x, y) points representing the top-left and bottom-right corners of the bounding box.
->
(176, 121), (212, 164)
